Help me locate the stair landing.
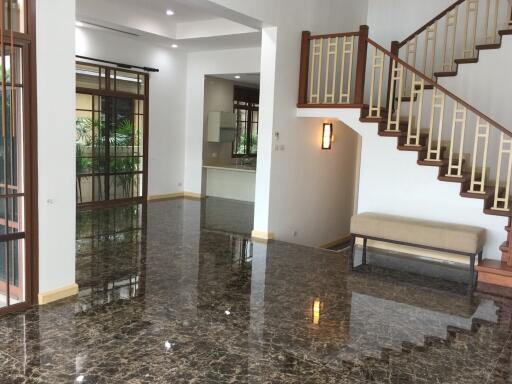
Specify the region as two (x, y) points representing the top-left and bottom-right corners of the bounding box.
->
(477, 259), (512, 297)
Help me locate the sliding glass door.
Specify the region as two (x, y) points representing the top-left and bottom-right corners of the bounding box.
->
(76, 63), (148, 208)
(0, 0), (37, 315)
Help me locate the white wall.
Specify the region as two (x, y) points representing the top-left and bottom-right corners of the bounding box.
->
(76, 27), (188, 198)
(366, 0), (454, 46)
(203, 0), (368, 246)
(37, 0), (77, 293)
(298, 108), (507, 261)
(440, 35), (512, 130)
(184, 47), (261, 193)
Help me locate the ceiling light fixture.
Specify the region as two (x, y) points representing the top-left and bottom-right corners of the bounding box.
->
(76, 21), (84, 27)
(166, 9), (174, 16)
(171, 44), (179, 48)
(234, 75), (241, 79)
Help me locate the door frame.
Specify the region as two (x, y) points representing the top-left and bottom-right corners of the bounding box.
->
(0, 0), (39, 316)
(75, 62), (149, 210)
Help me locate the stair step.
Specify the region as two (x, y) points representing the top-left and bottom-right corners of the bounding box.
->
(398, 144), (424, 151)
(454, 58), (478, 64)
(417, 159), (447, 167)
(360, 116), (386, 123)
(434, 71), (457, 77)
(483, 207), (512, 217)
(477, 259), (512, 277)
(460, 190), (491, 200)
(378, 130), (405, 137)
(498, 29), (512, 36)
(438, 174), (469, 183)
(476, 43), (501, 50)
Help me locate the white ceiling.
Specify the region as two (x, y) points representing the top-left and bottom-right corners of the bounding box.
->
(209, 73), (260, 86)
(106, 0), (217, 23)
(76, 0), (262, 52)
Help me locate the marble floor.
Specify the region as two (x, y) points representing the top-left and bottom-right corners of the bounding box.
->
(1, 198), (512, 383)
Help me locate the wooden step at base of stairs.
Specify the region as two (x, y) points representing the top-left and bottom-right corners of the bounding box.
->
(500, 241), (509, 253)
(477, 260), (512, 297)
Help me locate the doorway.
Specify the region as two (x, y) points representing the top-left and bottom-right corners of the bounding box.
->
(75, 62), (148, 208)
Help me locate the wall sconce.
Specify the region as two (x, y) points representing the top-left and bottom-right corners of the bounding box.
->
(312, 297), (322, 325)
(322, 123), (333, 150)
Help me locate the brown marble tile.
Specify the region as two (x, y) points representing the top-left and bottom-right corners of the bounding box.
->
(0, 198), (511, 383)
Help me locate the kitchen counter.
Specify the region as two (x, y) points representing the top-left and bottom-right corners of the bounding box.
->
(203, 164), (256, 202)
(203, 164), (256, 174)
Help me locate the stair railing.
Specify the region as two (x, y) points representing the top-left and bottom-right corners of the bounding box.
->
(397, 0), (512, 85)
(297, 26), (512, 215)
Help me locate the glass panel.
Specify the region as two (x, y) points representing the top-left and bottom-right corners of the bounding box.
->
(0, 239), (25, 308)
(3, 0), (25, 33)
(0, 196), (24, 234)
(76, 64), (105, 90)
(1, 45), (23, 86)
(114, 71), (140, 94)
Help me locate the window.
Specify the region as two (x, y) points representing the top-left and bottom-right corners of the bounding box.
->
(75, 63), (148, 208)
(233, 86), (259, 157)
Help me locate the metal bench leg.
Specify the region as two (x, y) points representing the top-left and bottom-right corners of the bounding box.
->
(350, 235), (356, 270)
(478, 250), (483, 263)
(362, 237), (368, 266)
(469, 253), (476, 295)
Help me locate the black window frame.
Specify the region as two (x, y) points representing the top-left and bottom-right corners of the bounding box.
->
(232, 86), (259, 158)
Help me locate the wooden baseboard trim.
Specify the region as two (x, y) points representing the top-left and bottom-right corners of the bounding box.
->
(251, 230), (274, 243)
(320, 235), (352, 249)
(147, 192), (204, 202)
(38, 283), (79, 305)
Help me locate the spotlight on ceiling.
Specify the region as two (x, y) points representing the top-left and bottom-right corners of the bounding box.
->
(171, 44), (179, 48)
(234, 75), (241, 79)
(166, 9), (175, 16)
(76, 21), (84, 27)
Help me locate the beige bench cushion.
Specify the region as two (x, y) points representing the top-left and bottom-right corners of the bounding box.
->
(350, 212), (486, 254)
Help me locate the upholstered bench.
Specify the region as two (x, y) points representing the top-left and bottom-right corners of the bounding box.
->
(349, 213), (486, 292)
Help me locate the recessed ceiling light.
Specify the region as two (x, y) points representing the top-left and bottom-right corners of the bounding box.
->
(171, 44), (179, 48)
(76, 21), (84, 27)
(234, 75), (241, 79)
(166, 9), (174, 16)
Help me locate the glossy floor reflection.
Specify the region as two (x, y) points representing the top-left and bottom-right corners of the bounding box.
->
(1, 199), (512, 383)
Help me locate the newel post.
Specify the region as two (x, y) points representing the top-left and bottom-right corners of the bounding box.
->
(386, 41), (400, 112)
(354, 25), (369, 106)
(298, 31), (311, 106)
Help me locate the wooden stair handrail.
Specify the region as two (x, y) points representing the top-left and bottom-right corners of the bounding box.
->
(367, 37), (512, 137)
(399, 0), (466, 48)
(308, 31), (361, 40)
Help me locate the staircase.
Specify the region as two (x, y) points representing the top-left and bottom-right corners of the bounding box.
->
(297, 0), (512, 295)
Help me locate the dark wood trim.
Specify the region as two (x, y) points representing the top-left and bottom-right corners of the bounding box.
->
(142, 73), (149, 201)
(27, 0), (38, 309)
(298, 31), (311, 106)
(309, 31), (359, 40)
(354, 25), (369, 106)
(399, 0), (466, 48)
(76, 87), (145, 101)
(297, 103), (365, 109)
(77, 196), (146, 211)
(366, 38), (512, 137)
